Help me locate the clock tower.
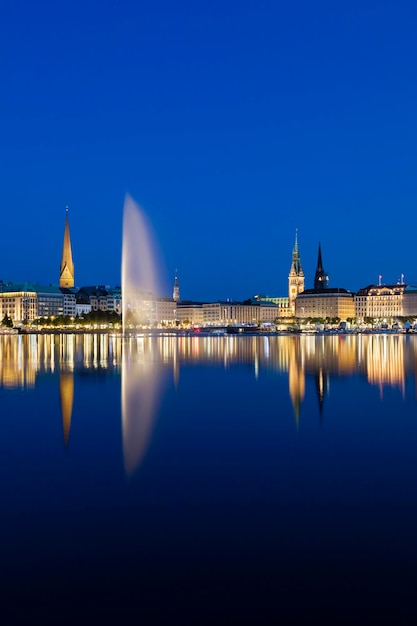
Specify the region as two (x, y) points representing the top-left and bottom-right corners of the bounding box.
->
(288, 229), (305, 312)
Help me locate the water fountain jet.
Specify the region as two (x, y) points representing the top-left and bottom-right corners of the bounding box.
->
(121, 194), (166, 475)
(121, 194), (163, 332)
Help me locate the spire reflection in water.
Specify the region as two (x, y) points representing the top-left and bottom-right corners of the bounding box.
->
(59, 371), (74, 447)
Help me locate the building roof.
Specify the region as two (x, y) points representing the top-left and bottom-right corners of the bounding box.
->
(0, 282), (65, 295)
(298, 287), (352, 296)
(78, 286), (110, 297)
(356, 283), (407, 296)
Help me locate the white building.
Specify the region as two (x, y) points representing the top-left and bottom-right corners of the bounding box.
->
(176, 302), (204, 326)
(202, 302), (278, 325)
(355, 284), (407, 321)
(0, 282), (75, 324)
(0, 291), (38, 324)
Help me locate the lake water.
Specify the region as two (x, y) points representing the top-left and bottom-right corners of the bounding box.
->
(1, 332), (417, 620)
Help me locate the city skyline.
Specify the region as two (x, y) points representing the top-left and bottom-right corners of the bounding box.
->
(1, 1), (416, 300)
(0, 207), (413, 303)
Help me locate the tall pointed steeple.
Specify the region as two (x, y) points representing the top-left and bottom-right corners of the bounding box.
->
(173, 270), (180, 302)
(288, 229), (305, 310)
(60, 206), (75, 288)
(314, 243), (329, 291)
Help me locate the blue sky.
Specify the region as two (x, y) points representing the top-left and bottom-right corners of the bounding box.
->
(1, 0), (416, 301)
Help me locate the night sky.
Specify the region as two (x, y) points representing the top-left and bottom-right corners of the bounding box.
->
(1, 0), (416, 301)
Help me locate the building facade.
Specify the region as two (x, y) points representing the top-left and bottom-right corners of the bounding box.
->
(295, 244), (354, 320)
(202, 302), (278, 325)
(77, 286), (122, 316)
(295, 288), (355, 320)
(0, 283), (74, 324)
(355, 284), (407, 321)
(0, 290), (38, 324)
(402, 288), (417, 317)
(253, 295), (292, 318)
(176, 302), (204, 326)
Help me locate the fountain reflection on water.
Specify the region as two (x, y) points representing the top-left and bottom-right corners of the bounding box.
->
(121, 337), (165, 475)
(121, 195), (166, 474)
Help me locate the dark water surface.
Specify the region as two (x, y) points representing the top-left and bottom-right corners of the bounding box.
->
(1, 332), (417, 621)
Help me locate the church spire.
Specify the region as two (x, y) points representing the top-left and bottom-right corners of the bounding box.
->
(173, 269), (180, 302)
(314, 243), (329, 291)
(317, 243), (323, 271)
(290, 228), (303, 276)
(60, 207), (75, 288)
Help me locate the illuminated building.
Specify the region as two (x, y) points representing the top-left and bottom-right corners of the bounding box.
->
(175, 301), (204, 326)
(0, 281), (77, 324)
(121, 288), (176, 325)
(355, 283), (407, 321)
(402, 287), (417, 317)
(59, 206), (75, 288)
(76, 286), (121, 316)
(0, 290), (37, 324)
(202, 301), (278, 325)
(253, 295), (292, 318)
(36, 285), (75, 318)
(295, 245), (354, 320)
(176, 301), (279, 326)
(295, 288), (355, 320)
(155, 297), (176, 324)
(288, 229), (305, 312)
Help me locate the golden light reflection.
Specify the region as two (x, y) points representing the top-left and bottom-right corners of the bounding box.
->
(1, 332), (416, 446)
(288, 337), (305, 428)
(59, 371), (74, 447)
(362, 334), (405, 396)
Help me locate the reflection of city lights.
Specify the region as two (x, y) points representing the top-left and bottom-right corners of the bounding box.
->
(365, 335), (405, 396)
(0, 333), (414, 443)
(0, 333), (124, 389)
